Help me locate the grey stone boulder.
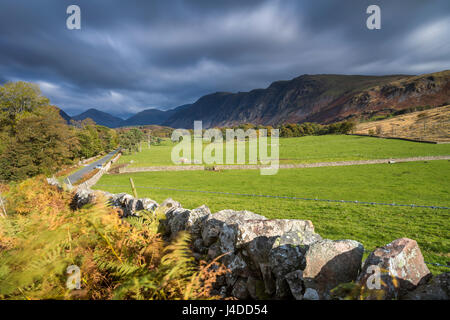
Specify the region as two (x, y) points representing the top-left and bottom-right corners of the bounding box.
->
(219, 286), (227, 298)
(110, 193), (130, 205)
(114, 194), (137, 216)
(165, 205), (211, 239)
(193, 238), (208, 254)
(236, 219), (317, 249)
(302, 239), (364, 299)
(303, 288), (319, 300)
(285, 270), (304, 300)
(269, 231), (322, 279)
(189, 205), (212, 236)
(135, 198), (158, 212)
(160, 198), (181, 214)
(72, 188), (98, 208)
(201, 210), (267, 247)
(165, 207), (191, 235)
(108, 193), (158, 217)
(274, 277), (292, 299)
(124, 199), (142, 216)
(224, 253), (250, 287)
(72, 188), (117, 209)
(357, 238), (432, 300)
(200, 210), (267, 289)
(401, 272), (449, 300)
(214, 218), (319, 298)
(207, 242), (222, 261)
(260, 263), (276, 295)
(227, 252), (249, 277)
(231, 278), (249, 300)
(268, 231), (322, 298)
(237, 219), (319, 275)
(246, 276), (258, 300)
(110, 193), (133, 207)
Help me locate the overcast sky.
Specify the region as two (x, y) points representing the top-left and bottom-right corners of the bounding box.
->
(0, 0), (449, 118)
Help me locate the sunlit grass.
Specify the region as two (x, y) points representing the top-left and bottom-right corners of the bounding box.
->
(117, 135), (450, 167)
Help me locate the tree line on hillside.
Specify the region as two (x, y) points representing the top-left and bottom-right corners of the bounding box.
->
(208, 121), (355, 138)
(276, 121), (355, 137)
(162, 121), (355, 139)
(117, 127), (168, 154)
(127, 125), (175, 138)
(0, 81), (118, 182)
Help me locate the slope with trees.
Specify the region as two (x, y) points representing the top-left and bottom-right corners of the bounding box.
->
(0, 81), (118, 182)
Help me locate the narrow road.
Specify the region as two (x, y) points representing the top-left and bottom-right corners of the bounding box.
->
(67, 149), (120, 184)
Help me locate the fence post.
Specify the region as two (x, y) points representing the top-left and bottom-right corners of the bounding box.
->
(129, 178), (138, 198)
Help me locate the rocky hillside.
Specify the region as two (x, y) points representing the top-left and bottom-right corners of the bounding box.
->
(163, 70), (450, 129)
(355, 105), (450, 142)
(61, 70), (449, 129)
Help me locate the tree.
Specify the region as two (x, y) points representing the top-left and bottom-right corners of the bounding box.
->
(96, 125), (118, 152)
(0, 81), (123, 181)
(0, 106), (78, 181)
(0, 81), (50, 134)
(118, 128), (144, 153)
(339, 121), (356, 134)
(74, 118), (103, 158)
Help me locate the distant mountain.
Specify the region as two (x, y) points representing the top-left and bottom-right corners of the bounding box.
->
(121, 109), (168, 126)
(163, 70), (450, 128)
(72, 108), (124, 128)
(68, 105), (190, 128)
(62, 70), (449, 129)
(121, 105), (192, 127)
(58, 108), (72, 123)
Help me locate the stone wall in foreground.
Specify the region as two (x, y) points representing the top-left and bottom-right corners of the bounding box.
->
(72, 188), (449, 300)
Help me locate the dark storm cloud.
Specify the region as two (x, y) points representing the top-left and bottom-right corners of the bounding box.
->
(0, 0), (449, 117)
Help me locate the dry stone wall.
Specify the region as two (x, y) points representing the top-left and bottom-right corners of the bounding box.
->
(71, 187), (448, 300)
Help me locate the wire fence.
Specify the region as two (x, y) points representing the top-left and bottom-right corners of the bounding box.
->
(423, 261), (450, 268)
(95, 184), (450, 210)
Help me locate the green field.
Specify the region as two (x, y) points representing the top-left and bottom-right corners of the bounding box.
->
(117, 135), (450, 167)
(95, 160), (450, 273)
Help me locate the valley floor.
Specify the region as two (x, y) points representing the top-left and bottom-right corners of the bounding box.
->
(115, 135), (450, 167)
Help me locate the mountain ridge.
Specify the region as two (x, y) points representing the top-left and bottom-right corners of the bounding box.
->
(60, 70), (450, 129)
(162, 70), (450, 128)
(71, 108), (124, 128)
(121, 104), (192, 127)
(66, 106), (184, 128)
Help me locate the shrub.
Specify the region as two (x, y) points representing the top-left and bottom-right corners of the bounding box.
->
(0, 177), (228, 300)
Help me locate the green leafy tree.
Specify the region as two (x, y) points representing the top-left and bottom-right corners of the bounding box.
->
(0, 81), (50, 134)
(0, 106), (78, 181)
(118, 128), (144, 153)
